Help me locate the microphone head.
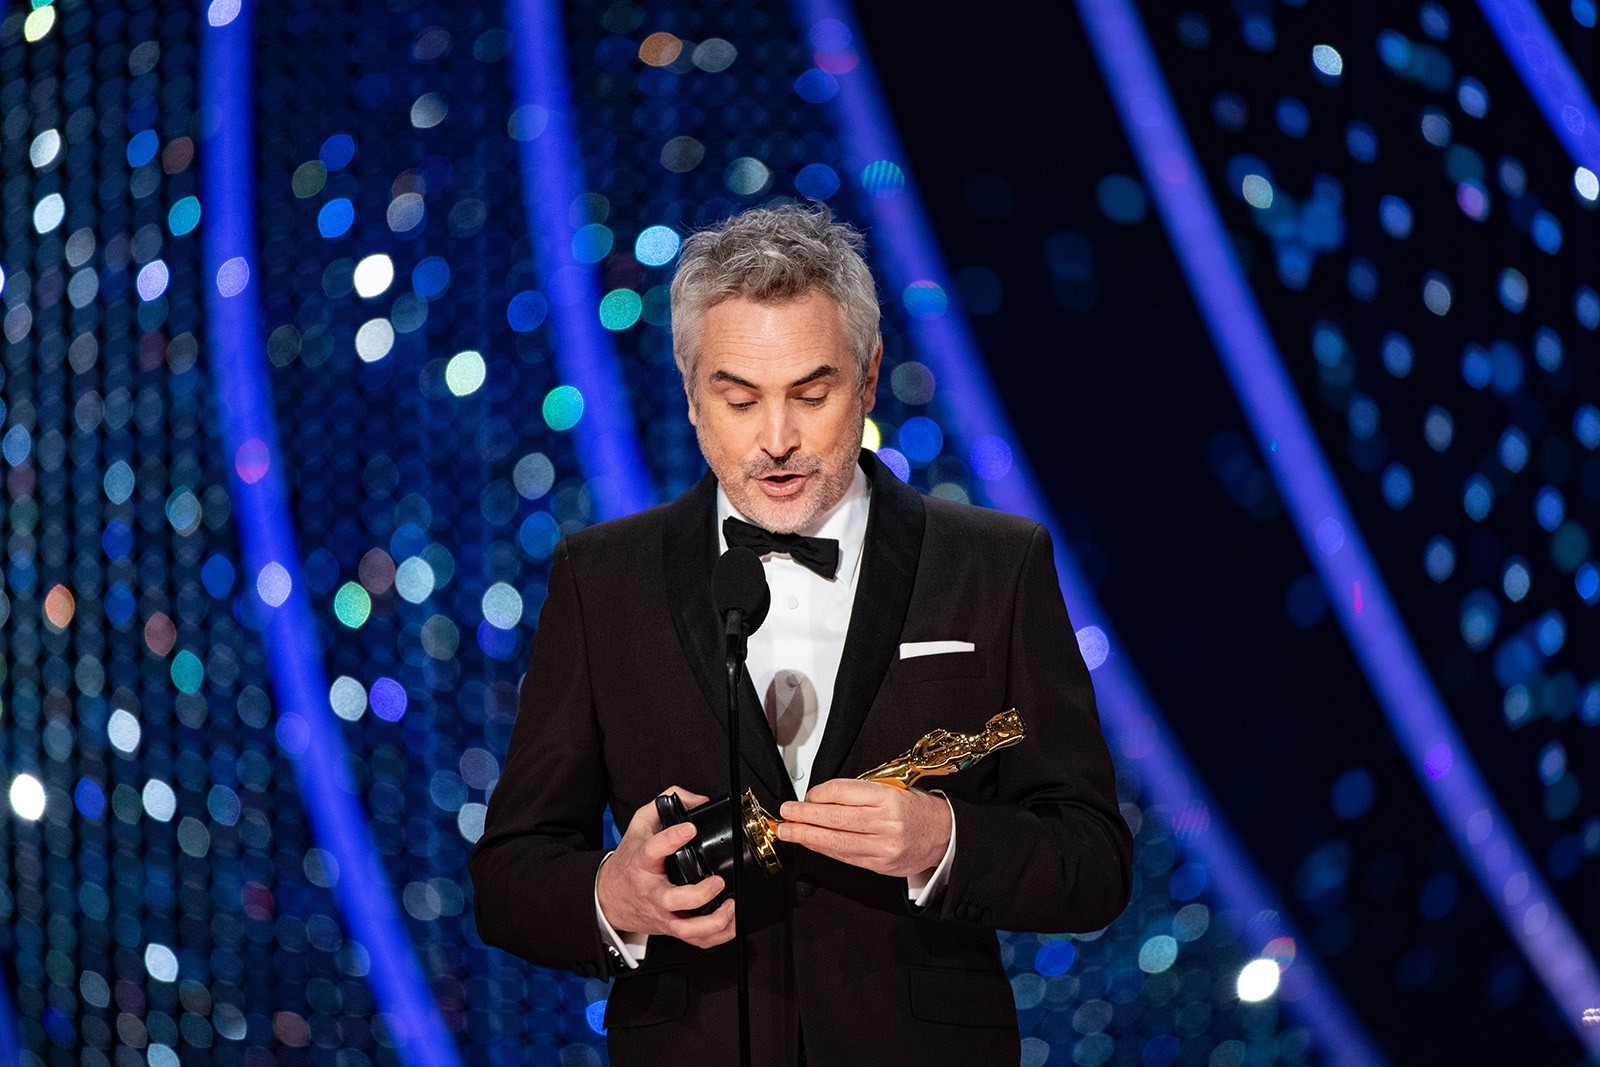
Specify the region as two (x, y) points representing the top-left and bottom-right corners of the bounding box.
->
(712, 547), (770, 634)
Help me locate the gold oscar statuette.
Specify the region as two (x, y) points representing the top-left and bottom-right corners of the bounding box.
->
(738, 708), (1027, 875)
(857, 707), (1027, 789)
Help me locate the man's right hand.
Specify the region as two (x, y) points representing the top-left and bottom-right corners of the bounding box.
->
(596, 787), (736, 949)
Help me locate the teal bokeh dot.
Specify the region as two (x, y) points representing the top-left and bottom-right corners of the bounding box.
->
(599, 289), (643, 330)
(543, 386), (585, 431)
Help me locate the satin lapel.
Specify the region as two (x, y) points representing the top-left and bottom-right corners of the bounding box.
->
(807, 452), (926, 786)
(662, 471), (794, 803)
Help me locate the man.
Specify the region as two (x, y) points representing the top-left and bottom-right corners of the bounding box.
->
(471, 205), (1132, 1065)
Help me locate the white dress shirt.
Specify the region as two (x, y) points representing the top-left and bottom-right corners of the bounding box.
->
(597, 467), (956, 967)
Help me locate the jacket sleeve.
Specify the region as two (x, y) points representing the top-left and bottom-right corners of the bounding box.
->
(469, 538), (613, 977)
(932, 523), (1133, 933)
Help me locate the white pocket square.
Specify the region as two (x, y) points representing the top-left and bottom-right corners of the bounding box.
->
(898, 640), (976, 660)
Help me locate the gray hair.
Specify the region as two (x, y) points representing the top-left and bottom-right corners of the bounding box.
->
(669, 204), (881, 395)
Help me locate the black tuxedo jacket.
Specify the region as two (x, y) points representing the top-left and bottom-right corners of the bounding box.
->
(471, 452), (1132, 1066)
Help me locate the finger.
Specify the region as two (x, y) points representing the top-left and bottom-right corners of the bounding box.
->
(642, 820), (698, 861)
(662, 875), (725, 913)
(627, 797), (666, 838)
(680, 906), (737, 949)
(701, 898), (738, 944)
(779, 800), (872, 832)
(663, 785), (711, 807)
(803, 778), (889, 805)
(776, 820), (873, 860)
(669, 898), (735, 943)
(698, 920), (738, 948)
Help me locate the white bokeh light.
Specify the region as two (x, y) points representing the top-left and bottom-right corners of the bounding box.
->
(256, 562), (292, 607)
(33, 192), (65, 233)
(446, 350), (487, 396)
(216, 257), (250, 297)
(207, 0), (242, 26)
(29, 129), (60, 168)
(23, 5), (56, 42)
(1311, 44), (1343, 77)
(9, 774), (46, 821)
(329, 676), (368, 722)
(353, 254), (395, 298)
(355, 319), (395, 363)
(1241, 174), (1274, 210)
(1236, 958), (1281, 1002)
(136, 260), (170, 302)
(481, 582), (524, 629)
(1576, 167), (1599, 202)
(144, 943), (179, 983)
(394, 557), (436, 603)
(108, 709), (142, 754)
(1075, 626), (1110, 671)
(143, 780), (178, 822)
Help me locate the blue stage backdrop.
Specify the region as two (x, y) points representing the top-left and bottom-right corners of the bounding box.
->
(0, 1), (1594, 1065)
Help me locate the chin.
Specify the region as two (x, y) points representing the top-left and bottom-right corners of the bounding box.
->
(731, 488), (821, 534)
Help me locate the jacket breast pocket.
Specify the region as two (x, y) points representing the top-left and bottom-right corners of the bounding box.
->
(892, 649), (986, 684)
(907, 965), (1015, 1028)
(603, 966), (687, 1030)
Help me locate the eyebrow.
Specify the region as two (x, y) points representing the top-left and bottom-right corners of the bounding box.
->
(709, 365), (840, 391)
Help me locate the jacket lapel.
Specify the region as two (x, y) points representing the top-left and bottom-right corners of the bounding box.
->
(662, 471), (795, 803)
(806, 451), (926, 786)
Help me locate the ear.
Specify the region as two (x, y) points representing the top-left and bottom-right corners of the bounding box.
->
(860, 338), (884, 415)
(684, 380), (699, 427)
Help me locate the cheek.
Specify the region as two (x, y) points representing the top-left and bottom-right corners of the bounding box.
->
(696, 418), (746, 460)
(822, 407), (863, 446)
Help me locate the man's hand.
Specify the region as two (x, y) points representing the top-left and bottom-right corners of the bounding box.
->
(596, 787), (736, 949)
(776, 779), (952, 878)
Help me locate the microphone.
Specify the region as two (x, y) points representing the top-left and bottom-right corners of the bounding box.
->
(708, 545), (769, 1067)
(712, 546), (770, 656)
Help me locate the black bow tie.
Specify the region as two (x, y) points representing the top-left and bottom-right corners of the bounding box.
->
(722, 516), (841, 579)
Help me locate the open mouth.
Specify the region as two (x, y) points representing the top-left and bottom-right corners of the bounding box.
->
(758, 472), (808, 496)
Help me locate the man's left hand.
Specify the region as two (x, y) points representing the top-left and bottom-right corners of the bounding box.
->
(776, 780), (951, 878)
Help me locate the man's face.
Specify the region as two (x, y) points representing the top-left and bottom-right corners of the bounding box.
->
(687, 291), (881, 534)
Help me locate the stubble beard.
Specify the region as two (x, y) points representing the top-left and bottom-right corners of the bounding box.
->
(696, 403), (866, 535)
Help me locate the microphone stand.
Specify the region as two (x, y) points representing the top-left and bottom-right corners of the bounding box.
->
(724, 610), (753, 1067)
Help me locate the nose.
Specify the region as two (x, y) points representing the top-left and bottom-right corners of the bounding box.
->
(758, 404), (800, 462)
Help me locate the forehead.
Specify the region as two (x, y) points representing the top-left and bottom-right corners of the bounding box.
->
(697, 292), (851, 383)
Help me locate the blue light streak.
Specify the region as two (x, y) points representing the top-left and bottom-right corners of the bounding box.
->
(791, 1), (1384, 1061)
(1477, 0), (1600, 175)
(199, 7), (463, 1065)
(1071, 0), (1600, 1053)
(505, 0), (655, 520)
(0, 962), (17, 1067)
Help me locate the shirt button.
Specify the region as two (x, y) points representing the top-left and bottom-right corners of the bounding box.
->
(795, 878), (816, 898)
(785, 595), (799, 610)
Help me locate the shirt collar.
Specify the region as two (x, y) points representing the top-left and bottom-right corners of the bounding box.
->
(716, 463), (871, 584)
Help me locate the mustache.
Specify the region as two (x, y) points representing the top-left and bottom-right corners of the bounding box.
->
(743, 455), (823, 478)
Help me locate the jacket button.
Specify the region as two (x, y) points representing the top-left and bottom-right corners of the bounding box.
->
(795, 878), (816, 898)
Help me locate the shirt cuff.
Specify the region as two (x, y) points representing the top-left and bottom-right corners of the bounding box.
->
(595, 853), (648, 969)
(906, 792), (956, 907)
